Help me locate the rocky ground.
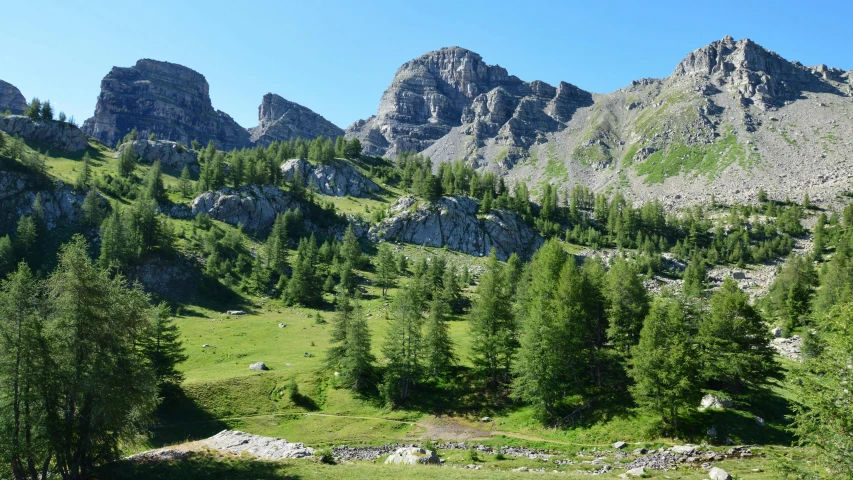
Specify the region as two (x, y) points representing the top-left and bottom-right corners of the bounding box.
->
(128, 430), (314, 462)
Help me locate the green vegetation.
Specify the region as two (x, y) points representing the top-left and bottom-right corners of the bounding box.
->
(635, 128), (750, 184)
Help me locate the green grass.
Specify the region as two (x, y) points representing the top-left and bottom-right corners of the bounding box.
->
(543, 144), (568, 180)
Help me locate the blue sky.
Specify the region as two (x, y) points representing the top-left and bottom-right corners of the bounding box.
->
(2, 0), (851, 129)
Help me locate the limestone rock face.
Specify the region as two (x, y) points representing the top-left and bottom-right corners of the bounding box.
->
(369, 196), (543, 260)
(346, 47), (591, 158)
(115, 140), (199, 173)
(0, 115), (88, 152)
(82, 59), (251, 150)
(280, 158), (380, 197)
(0, 171), (96, 233)
(0, 80), (27, 114)
(249, 93), (343, 146)
(674, 35), (839, 109)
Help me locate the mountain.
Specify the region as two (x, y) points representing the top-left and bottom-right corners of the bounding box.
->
(248, 93), (343, 146)
(351, 37), (853, 207)
(82, 59), (252, 150)
(0, 79), (27, 114)
(346, 46), (592, 159)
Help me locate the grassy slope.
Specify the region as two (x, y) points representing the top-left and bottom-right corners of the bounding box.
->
(22, 144), (805, 477)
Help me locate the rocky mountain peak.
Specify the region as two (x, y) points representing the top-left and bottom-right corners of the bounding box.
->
(347, 47), (591, 159)
(673, 36), (839, 108)
(82, 59), (251, 150)
(248, 93), (343, 146)
(0, 80), (27, 114)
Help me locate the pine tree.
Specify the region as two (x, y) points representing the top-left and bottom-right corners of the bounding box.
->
(82, 188), (107, 226)
(343, 300), (374, 391)
(629, 297), (699, 431)
(469, 249), (516, 388)
(284, 236), (322, 306)
(24, 98), (41, 119)
(423, 297), (456, 380)
(682, 253), (707, 298)
(344, 138), (362, 159)
(381, 283), (424, 405)
(142, 160), (166, 202)
(266, 213), (289, 274)
(375, 243), (398, 297)
(341, 224), (362, 268)
(99, 209), (135, 269)
(605, 257), (650, 354)
(0, 235), (14, 277)
(441, 265), (461, 311)
(179, 165), (192, 198)
(40, 101), (53, 121)
(14, 216), (38, 265)
(698, 278), (777, 392)
(505, 253), (523, 296)
(326, 293), (354, 369)
(142, 302), (187, 388)
(117, 145), (137, 177)
(75, 152), (92, 190)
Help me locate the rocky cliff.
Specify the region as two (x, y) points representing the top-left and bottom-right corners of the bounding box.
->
(345, 47), (592, 160)
(280, 158), (380, 197)
(0, 115), (89, 152)
(369, 196), (543, 260)
(402, 37), (853, 208)
(82, 59), (251, 150)
(115, 139), (199, 173)
(249, 93), (343, 146)
(0, 80), (27, 114)
(0, 170), (96, 233)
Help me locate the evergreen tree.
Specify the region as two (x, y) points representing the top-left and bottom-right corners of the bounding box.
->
(40, 101), (53, 121)
(341, 224), (362, 268)
(698, 278), (777, 392)
(117, 145), (137, 177)
(629, 297), (699, 431)
(0, 235), (14, 278)
(375, 243), (398, 297)
(191, 139), (201, 150)
(142, 302), (187, 388)
(381, 283), (424, 405)
(334, 136), (345, 158)
(344, 138), (362, 159)
(148, 132), (157, 141)
(343, 300), (374, 391)
(681, 253), (707, 298)
(605, 257), (650, 354)
(326, 293), (354, 370)
(423, 297), (456, 381)
(142, 160), (165, 202)
(24, 98), (41, 119)
(178, 165), (192, 198)
(99, 209), (136, 269)
(265, 213), (289, 274)
(75, 152), (92, 190)
(14, 216), (38, 265)
(505, 252), (523, 296)
(284, 236), (322, 306)
(469, 249), (516, 388)
(81, 188), (107, 226)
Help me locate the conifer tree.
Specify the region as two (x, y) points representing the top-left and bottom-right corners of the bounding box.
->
(99, 209), (135, 268)
(75, 152), (92, 191)
(0, 235), (14, 277)
(344, 138), (362, 158)
(381, 283), (424, 404)
(14, 216), (38, 265)
(142, 160), (165, 202)
(469, 249), (516, 388)
(82, 188), (107, 226)
(24, 98), (41, 119)
(605, 257), (650, 354)
(117, 145), (137, 177)
(179, 165), (192, 198)
(343, 300), (374, 391)
(698, 278), (777, 392)
(284, 236), (322, 306)
(423, 297), (456, 381)
(341, 224), (362, 268)
(375, 243), (398, 297)
(265, 213), (290, 274)
(142, 302), (187, 388)
(629, 296), (699, 431)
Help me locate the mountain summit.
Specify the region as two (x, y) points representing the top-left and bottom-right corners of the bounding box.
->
(248, 93), (343, 147)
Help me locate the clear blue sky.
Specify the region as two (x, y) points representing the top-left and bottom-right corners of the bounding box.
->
(2, 0), (851, 129)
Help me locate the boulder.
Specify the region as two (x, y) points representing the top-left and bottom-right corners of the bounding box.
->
(707, 427), (718, 437)
(699, 394), (733, 410)
(201, 430), (313, 459)
(613, 441), (627, 450)
(771, 335), (803, 362)
(369, 196), (543, 260)
(671, 445), (696, 454)
(709, 466), (732, 480)
(227, 310), (246, 316)
(754, 416), (765, 427)
(280, 158), (380, 197)
(384, 447), (440, 465)
(771, 326), (783, 338)
(115, 140), (199, 173)
(0, 115), (88, 152)
(626, 466), (646, 476)
(249, 362), (268, 371)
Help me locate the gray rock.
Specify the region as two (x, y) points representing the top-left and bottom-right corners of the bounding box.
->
(671, 445), (697, 454)
(700, 394), (734, 410)
(280, 158), (380, 197)
(383, 447), (440, 465)
(707, 426), (718, 437)
(613, 441), (627, 450)
(249, 93), (343, 146)
(709, 466), (732, 480)
(249, 362), (268, 371)
(771, 326), (783, 338)
(191, 185), (304, 233)
(227, 310), (247, 316)
(771, 335), (803, 361)
(0, 172), (97, 232)
(0, 80), (27, 114)
(626, 466), (646, 477)
(201, 430), (313, 459)
(82, 59), (250, 150)
(115, 140), (199, 173)
(755, 416), (765, 427)
(0, 115), (88, 152)
(369, 196), (543, 260)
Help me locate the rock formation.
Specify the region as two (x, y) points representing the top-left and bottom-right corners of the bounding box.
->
(384, 447), (440, 465)
(82, 59), (251, 150)
(115, 139), (199, 173)
(0, 80), (27, 114)
(249, 93), (343, 146)
(0, 115), (89, 152)
(0, 170), (98, 233)
(369, 196), (543, 260)
(346, 46), (592, 159)
(280, 158), (380, 197)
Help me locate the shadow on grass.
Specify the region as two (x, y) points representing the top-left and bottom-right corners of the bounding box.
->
(94, 451), (298, 480)
(147, 384), (230, 449)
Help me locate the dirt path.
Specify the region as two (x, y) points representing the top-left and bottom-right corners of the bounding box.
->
(156, 411), (616, 447)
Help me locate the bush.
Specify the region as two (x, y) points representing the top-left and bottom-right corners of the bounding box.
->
(315, 447), (335, 464)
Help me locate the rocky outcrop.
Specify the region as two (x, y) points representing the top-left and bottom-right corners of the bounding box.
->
(0, 80), (27, 114)
(115, 139), (199, 173)
(280, 158), (380, 197)
(384, 447), (440, 465)
(0, 115), (88, 152)
(346, 47), (591, 158)
(82, 59), (251, 150)
(127, 254), (201, 302)
(369, 196), (543, 260)
(0, 171), (96, 232)
(674, 35), (840, 109)
(128, 430), (313, 461)
(249, 93), (343, 146)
